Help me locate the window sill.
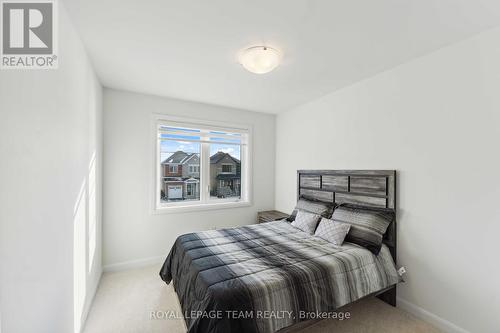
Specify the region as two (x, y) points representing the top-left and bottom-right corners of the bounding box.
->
(152, 200), (252, 215)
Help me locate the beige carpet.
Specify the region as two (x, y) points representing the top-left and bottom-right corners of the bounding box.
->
(84, 265), (441, 333)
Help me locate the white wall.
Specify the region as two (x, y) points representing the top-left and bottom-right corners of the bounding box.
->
(275, 27), (500, 333)
(102, 89), (275, 268)
(0, 5), (103, 333)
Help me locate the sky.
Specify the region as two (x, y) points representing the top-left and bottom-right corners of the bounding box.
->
(159, 128), (242, 162)
(160, 140), (240, 162)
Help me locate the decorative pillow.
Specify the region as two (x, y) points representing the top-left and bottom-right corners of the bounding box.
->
(291, 210), (321, 235)
(288, 196), (335, 222)
(314, 218), (351, 246)
(332, 204), (394, 254)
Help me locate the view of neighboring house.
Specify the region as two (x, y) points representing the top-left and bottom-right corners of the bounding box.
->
(161, 151), (200, 201)
(161, 151), (240, 201)
(210, 151), (241, 198)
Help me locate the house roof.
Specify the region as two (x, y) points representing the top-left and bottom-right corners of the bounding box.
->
(216, 174), (241, 180)
(163, 150), (239, 165)
(163, 177), (184, 183)
(162, 151), (201, 164)
(182, 153), (198, 164)
(162, 151), (189, 164)
(210, 151), (240, 164)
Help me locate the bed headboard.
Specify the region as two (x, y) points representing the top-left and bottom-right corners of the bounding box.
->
(297, 170), (397, 261)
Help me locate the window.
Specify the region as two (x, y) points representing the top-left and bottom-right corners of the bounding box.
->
(189, 165), (200, 173)
(155, 116), (251, 212)
(221, 164), (233, 173)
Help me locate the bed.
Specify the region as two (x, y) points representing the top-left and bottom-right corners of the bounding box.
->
(160, 170), (399, 333)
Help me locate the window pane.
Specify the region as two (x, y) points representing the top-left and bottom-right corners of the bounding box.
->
(209, 144), (241, 200)
(160, 125), (201, 135)
(160, 139), (200, 203)
(208, 131), (242, 145)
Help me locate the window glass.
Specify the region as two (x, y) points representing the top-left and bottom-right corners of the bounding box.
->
(209, 144), (241, 200)
(157, 122), (247, 209)
(159, 137), (200, 203)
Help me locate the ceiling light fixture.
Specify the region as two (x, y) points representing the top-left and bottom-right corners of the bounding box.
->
(238, 46), (282, 74)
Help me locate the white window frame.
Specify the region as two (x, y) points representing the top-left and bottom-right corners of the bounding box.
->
(152, 114), (252, 214)
(169, 165), (178, 173)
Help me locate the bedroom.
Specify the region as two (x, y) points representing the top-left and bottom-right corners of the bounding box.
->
(0, 1), (499, 332)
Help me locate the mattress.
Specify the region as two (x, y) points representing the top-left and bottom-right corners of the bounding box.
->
(160, 220), (399, 333)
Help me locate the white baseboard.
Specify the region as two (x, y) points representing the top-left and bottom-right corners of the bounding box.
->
(397, 297), (470, 333)
(103, 255), (166, 272)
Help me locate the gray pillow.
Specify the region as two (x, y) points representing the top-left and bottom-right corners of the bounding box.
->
(314, 218), (351, 246)
(288, 196), (335, 221)
(291, 210), (321, 235)
(333, 205), (394, 254)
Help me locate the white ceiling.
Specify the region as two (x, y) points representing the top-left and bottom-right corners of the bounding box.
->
(64, 0), (500, 113)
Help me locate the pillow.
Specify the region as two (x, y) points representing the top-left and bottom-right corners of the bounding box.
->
(291, 210), (321, 235)
(332, 204), (394, 254)
(288, 196), (335, 222)
(314, 218), (351, 246)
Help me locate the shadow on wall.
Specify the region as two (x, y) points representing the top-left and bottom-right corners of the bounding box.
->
(73, 152), (98, 332)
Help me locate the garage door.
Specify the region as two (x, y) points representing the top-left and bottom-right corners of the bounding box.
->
(168, 185), (182, 199)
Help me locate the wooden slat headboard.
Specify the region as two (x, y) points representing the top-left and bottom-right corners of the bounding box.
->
(297, 170), (397, 261)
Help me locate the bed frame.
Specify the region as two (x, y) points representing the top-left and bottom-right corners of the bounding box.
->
(297, 169), (397, 307)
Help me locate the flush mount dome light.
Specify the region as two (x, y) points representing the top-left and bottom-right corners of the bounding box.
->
(239, 46), (282, 74)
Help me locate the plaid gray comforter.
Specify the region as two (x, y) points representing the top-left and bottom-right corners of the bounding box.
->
(160, 220), (399, 333)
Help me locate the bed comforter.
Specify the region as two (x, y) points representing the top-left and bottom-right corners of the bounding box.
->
(160, 220), (399, 333)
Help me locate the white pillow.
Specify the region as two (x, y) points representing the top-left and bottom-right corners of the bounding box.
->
(314, 217), (351, 245)
(291, 210), (321, 235)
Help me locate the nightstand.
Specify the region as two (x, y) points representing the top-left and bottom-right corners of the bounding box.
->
(257, 210), (289, 224)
